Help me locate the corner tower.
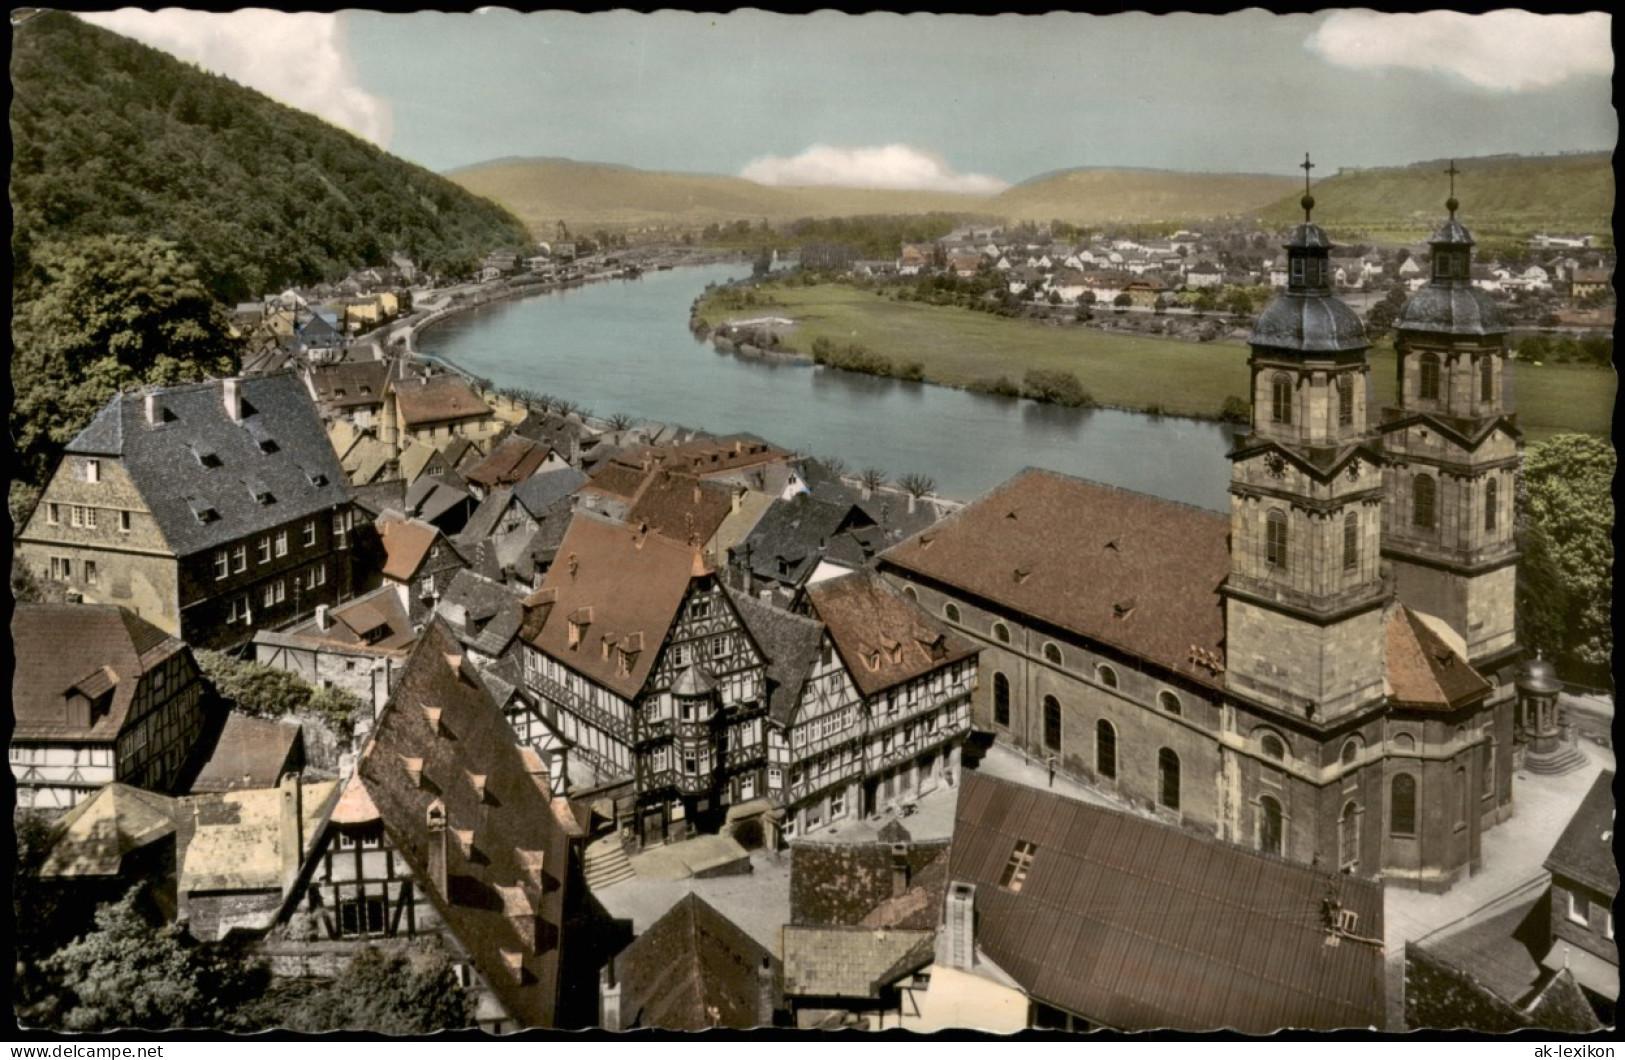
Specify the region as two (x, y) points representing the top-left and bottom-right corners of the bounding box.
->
(1380, 164), (1520, 673)
(1224, 156), (1389, 727)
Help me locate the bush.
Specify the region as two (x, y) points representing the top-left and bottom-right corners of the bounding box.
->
(972, 375), (1021, 398)
(195, 650), (367, 741)
(1022, 369), (1094, 408)
(1219, 395), (1251, 423)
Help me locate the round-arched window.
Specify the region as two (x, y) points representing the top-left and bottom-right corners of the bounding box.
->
(1340, 738), (1361, 767)
(1393, 732), (1416, 753)
(1043, 642), (1062, 665)
(944, 602), (961, 623)
(1158, 691), (1181, 716)
(1260, 732), (1286, 760)
(902, 586), (918, 602)
(993, 622), (1011, 645)
(1097, 664), (1118, 690)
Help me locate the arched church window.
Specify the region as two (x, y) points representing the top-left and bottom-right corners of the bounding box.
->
(993, 672), (1010, 728)
(1043, 696), (1061, 752)
(1419, 353), (1441, 401)
(993, 622), (1010, 644)
(944, 602), (960, 623)
(1258, 796), (1284, 856)
(1484, 479), (1498, 532)
(1337, 374), (1354, 427)
(1158, 749), (1180, 811)
(1043, 642), (1063, 666)
(1096, 664), (1118, 690)
(1158, 691), (1181, 716)
(1339, 801), (1361, 871)
(1096, 719), (1116, 779)
(1390, 774), (1417, 836)
(1343, 512), (1359, 572)
(1413, 475), (1436, 530)
(1480, 356), (1494, 403)
(1271, 373), (1293, 425)
(1340, 737), (1361, 768)
(1392, 732), (1416, 753)
(1260, 732), (1286, 761)
(1266, 509), (1288, 570)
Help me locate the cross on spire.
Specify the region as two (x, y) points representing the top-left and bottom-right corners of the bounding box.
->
(1299, 152), (1316, 222)
(1444, 159), (1461, 216)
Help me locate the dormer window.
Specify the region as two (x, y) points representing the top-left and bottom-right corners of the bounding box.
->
(84, 459), (100, 484)
(258, 438), (280, 454)
(193, 446), (222, 469)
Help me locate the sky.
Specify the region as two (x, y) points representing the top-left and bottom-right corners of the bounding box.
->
(78, 9), (1616, 190)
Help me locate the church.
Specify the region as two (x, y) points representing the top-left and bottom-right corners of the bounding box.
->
(879, 164), (1532, 892)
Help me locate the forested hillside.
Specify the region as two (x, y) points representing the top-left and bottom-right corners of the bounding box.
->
(11, 11), (529, 303)
(9, 12), (530, 491)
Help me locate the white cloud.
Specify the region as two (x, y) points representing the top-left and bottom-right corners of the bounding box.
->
(740, 144), (1008, 194)
(1308, 10), (1612, 91)
(81, 9), (393, 147)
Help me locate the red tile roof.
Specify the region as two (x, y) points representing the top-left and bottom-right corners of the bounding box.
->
(522, 513), (704, 700)
(188, 714), (304, 793)
(377, 512), (441, 581)
(392, 375), (491, 428)
(625, 472), (734, 548)
(881, 469), (1230, 688)
(12, 604), (187, 742)
(358, 621), (572, 1029)
(949, 772), (1386, 1032)
(463, 435), (552, 492)
(1384, 606), (1492, 711)
(805, 570), (977, 699)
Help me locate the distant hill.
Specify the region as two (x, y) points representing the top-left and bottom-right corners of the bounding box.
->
(450, 158), (1305, 235)
(446, 158), (998, 235)
(992, 168), (1300, 226)
(1255, 153), (1614, 245)
(11, 11), (531, 303)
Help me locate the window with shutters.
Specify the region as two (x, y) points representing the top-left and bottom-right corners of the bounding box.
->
(1413, 475), (1436, 529)
(1266, 509), (1288, 570)
(1337, 374), (1354, 427)
(1343, 512), (1359, 571)
(1484, 479), (1498, 532)
(1271, 373), (1293, 425)
(1419, 354), (1441, 401)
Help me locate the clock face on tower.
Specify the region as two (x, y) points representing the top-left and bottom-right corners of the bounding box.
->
(1265, 452), (1287, 478)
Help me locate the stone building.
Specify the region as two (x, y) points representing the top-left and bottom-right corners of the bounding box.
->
(16, 374), (357, 651)
(878, 177), (1525, 891)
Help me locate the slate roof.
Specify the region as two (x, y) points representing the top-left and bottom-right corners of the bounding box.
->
(13, 604), (187, 742)
(790, 838), (952, 930)
(1544, 770), (1617, 897)
(404, 476), (474, 528)
(358, 621), (573, 1028)
(880, 468), (1230, 689)
(514, 411), (588, 455)
(309, 360), (390, 409)
(806, 570), (977, 699)
(459, 488), (524, 545)
(738, 494), (871, 587)
(1252, 291), (1368, 353)
(392, 375), (491, 427)
(39, 783), (179, 878)
(1384, 606), (1492, 711)
(512, 467), (588, 518)
(626, 472), (734, 548)
(781, 925), (935, 1000)
(522, 512), (704, 700)
(463, 435), (552, 493)
(949, 771), (1386, 1032)
(63, 375), (352, 557)
(436, 569), (527, 659)
(189, 714), (305, 793)
(277, 583), (416, 650)
(1398, 283), (1508, 335)
(612, 893), (780, 1031)
(727, 589), (824, 727)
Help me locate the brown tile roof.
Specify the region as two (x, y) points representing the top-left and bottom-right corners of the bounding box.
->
(1384, 606), (1492, 711)
(806, 570), (977, 699)
(12, 604), (186, 742)
(880, 468), (1230, 689)
(582, 459), (651, 502)
(189, 714), (305, 793)
(612, 893), (779, 1031)
(329, 770), (381, 826)
(644, 436), (792, 479)
(626, 472), (734, 548)
(310, 361), (389, 409)
(949, 771), (1385, 1032)
(392, 375), (491, 428)
(781, 925), (935, 999)
(377, 511), (442, 582)
(463, 435), (551, 492)
(1544, 770), (1617, 897)
(358, 620), (572, 1028)
(790, 837), (952, 931)
(522, 512), (704, 700)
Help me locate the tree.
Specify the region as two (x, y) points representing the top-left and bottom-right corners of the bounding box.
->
(13, 235), (240, 484)
(1518, 434), (1614, 678)
(1022, 369), (1094, 408)
(238, 944), (474, 1034)
(898, 472), (936, 499)
(860, 468), (887, 493)
(195, 650), (367, 741)
(1113, 292), (1132, 308)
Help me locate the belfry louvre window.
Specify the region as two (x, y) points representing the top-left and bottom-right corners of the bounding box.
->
(1271, 374), (1293, 425)
(1419, 354), (1441, 401)
(1480, 357), (1494, 402)
(999, 840), (1037, 892)
(1266, 510), (1288, 570)
(1343, 512), (1359, 571)
(1484, 479), (1498, 532)
(1337, 375), (1354, 427)
(1413, 475), (1437, 529)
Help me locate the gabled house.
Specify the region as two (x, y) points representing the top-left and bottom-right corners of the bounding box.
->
(1540, 769), (1617, 1023)
(385, 372), (500, 450)
(252, 584), (416, 717)
(946, 771), (1386, 1032)
(12, 603), (220, 809)
(517, 512), (770, 845)
(17, 374), (358, 651)
(730, 493), (877, 600)
(462, 434), (566, 498)
(356, 620), (581, 1029)
(402, 474), (477, 535)
(376, 511), (469, 622)
(188, 714), (305, 794)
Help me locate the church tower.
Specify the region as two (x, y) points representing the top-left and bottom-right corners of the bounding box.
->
(1224, 156), (1390, 728)
(1380, 165), (1520, 673)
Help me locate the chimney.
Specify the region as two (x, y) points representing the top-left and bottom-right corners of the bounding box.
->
(145, 389), (161, 426)
(756, 955), (776, 1029)
(223, 378), (243, 422)
(907, 492), (916, 515)
(944, 882), (977, 971)
(890, 842), (911, 898)
(600, 962), (623, 1031)
(278, 772), (304, 892)
(315, 604), (331, 632)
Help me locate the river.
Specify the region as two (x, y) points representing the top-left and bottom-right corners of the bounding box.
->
(417, 262), (1242, 512)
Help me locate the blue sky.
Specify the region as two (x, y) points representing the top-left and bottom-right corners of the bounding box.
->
(82, 9), (1615, 188)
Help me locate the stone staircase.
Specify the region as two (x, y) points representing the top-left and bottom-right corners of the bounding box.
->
(1523, 742), (1590, 776)
(584, 834), (636, 891)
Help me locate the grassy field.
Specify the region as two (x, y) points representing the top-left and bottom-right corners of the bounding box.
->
(700, 283), (1615, 439)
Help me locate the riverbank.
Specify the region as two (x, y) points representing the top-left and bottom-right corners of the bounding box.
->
(695, 280), (1615, 440)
